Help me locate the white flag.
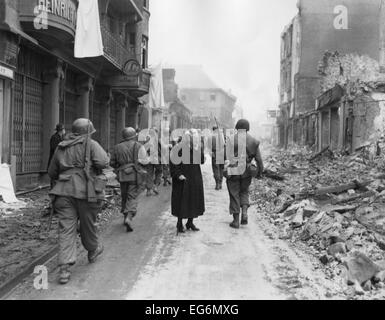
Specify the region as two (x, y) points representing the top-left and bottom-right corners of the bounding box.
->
(149, 64), (165, 109)
(74, 0), (104, 58)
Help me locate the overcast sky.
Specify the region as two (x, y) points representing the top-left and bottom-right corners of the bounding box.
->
(148, 0), (299, 121)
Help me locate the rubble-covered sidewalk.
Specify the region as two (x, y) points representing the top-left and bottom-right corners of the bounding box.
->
(251, 145), (385, 299)
(0, 187), (121, 290)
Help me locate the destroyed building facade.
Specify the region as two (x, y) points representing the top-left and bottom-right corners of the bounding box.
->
(277, 0), (385, 151)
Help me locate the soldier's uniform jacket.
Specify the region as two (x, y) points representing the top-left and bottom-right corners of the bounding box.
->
(110, 139), (148, 182)
(226, 133), (264, 178)
(48, 134), (110, 200)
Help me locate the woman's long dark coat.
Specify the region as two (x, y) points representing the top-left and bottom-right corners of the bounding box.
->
(170, 143), (205, 219)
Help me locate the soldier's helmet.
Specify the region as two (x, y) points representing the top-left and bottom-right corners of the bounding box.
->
(235, 119), (250, 132)
(122, 127), (137, 140)
(72, 118), (96, 136)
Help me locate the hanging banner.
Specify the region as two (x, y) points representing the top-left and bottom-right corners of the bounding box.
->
(74, 0), (103, 58)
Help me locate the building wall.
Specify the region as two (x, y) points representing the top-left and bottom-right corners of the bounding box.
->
(295, 76), (321, 115)
(179, 88), (235, 128)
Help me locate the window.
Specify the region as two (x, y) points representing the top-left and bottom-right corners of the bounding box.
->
(181, 95), (186, 101)
(143, 0), (148, 8)
(210, 93), (216, 102)
(129, 32), (136, 46)
(141, 36), (148, 69)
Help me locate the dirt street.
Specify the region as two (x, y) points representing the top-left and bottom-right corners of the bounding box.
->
(7, 156), (344, 300)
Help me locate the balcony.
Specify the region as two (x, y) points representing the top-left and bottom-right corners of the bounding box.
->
(101, 23), (136, 71)
(106, 69), (151, 97)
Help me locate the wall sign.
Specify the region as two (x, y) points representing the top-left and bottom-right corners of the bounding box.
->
(19, 0), (78, 39)
(37, 0), (77, 27)
(0, 64), (14, 80)
(123, 59), (141, 76)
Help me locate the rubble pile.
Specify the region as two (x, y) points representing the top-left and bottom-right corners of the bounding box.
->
(252, 146), (385, 297)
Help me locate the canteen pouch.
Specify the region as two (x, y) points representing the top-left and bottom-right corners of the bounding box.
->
(247, 162), (259, 178)
(94, 175), (107, 193)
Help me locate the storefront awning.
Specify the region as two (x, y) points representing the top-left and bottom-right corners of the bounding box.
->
(317, 85), (344, 110)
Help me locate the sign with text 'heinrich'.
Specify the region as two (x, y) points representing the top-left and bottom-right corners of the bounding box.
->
(19, 0), (77, 40)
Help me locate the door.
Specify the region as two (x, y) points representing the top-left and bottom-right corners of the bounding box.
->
(0, 79), (3, 162)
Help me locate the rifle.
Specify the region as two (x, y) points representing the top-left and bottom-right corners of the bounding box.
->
(47, 195), (55, 232)
(84, 120), (97, 203)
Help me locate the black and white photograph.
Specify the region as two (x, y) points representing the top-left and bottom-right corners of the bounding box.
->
(1, 0), (385, 309)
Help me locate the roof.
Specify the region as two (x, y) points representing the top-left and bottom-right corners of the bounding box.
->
(174, 65), (219, 90)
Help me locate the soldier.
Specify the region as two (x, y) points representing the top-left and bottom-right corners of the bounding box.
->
(160, 127), (172, 186)
(211, 126), (225, 190)
(143, 128), (162, 196)
(225, 119), (264, 229)
(48, 119), (110, 284)
(110, 127), (150, 232)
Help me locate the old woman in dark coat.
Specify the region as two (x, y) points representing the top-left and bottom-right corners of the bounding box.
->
(170, 130), (205, 234)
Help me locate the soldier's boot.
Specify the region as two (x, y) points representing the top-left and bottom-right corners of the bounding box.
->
(229, 214), (240, 229)
(219, 180), (223, 190)
(124, 215), (134, 233)
(123, 213), (128, 226)
(88, 244), (104, 263)
(215, 180), (220, 190)
(241, 206), (248, 225)
(58, 265), (71, 285)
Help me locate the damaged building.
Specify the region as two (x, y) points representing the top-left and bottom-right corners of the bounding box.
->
(277, 0), (385, 151)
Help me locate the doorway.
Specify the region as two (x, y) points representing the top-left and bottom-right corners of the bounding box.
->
(0, 78), (4, 162)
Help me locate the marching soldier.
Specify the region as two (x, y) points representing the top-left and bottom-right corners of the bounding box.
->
(48, 119), (110, 284)
(211, 126), (225, 190)
(225, 119), (264, 228)
(110, 127), (150, 232)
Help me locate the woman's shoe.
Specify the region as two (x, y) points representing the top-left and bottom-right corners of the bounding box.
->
(186, 221), (200, 231)
(176, 222), (185, 234)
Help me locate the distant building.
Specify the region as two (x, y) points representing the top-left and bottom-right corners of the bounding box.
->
(232, 105), (244, 125)
(163, 68), (192, 131)
(175, 65), (236, 129)
(278, 0), (385, 148)
(139, 68), (192, 131)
